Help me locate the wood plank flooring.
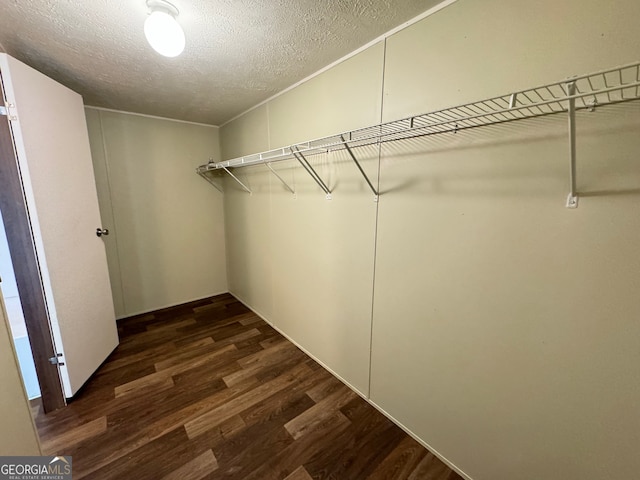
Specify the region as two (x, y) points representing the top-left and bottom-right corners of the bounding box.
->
(33, 294), (463, 480)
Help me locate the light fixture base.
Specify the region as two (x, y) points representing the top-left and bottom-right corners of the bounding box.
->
(146, 0), (179, 17)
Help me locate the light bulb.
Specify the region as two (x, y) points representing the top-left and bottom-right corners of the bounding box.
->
(144, 5), (185, 57)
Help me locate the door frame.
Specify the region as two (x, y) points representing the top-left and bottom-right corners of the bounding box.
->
(0, 76), (66, 413)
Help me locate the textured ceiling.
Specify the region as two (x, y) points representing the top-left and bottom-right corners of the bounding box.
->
(0, 0), (444, 125)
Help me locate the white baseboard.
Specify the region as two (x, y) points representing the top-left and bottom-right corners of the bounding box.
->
(116, 291), (229, 320)
(228, 290), (473, 480)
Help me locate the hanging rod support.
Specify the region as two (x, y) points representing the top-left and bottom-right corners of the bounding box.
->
(566, 81), (578, 209)
(291, 147), (332, 199)
(221, 166), (252, 194)
(266, 162), (295, 195)
(196, 168), (224, 193)
(340, 135), (378, 199)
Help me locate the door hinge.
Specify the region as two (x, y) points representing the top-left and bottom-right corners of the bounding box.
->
(0, 103), (17, 120)
(48, 353), (65, 366)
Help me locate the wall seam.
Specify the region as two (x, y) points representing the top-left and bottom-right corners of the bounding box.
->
(266, 101), (276, 321)
(367, 38), (388, 400)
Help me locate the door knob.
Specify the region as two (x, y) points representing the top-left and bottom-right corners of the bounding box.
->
(96, 227), (109, 237)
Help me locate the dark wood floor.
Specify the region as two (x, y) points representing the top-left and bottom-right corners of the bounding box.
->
(33, 294), (463, 480)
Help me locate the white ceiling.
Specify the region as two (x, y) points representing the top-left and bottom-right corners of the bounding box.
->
(0, 0), (444, 125)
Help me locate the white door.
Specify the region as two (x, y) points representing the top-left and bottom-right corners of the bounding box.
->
(0, 54), (119, 398)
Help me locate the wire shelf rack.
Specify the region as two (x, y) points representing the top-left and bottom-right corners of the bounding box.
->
(197, 61), (640, 206)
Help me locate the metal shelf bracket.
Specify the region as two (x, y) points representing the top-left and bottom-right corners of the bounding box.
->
(222, 166), (252, 194)
(291, 147), (332, 199)
(340, 135), (379, 201)
(566, 81), (579, 209)
(196, 167), (224, 193)
(266, 162), (295, 195)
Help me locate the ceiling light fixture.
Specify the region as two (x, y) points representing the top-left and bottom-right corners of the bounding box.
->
(144, 0), (185, 58)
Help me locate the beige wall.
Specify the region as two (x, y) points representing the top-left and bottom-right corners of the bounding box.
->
(221, 105), (269, 160)
(371, 2), (640, 479)
(0, 293), (40, 455)
(219, 0), (640, 479)
(222, 43), (384, 395)
(86, 109), (227, 318)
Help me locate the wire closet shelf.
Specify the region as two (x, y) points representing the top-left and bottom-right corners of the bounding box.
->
(197, 61), (640, 206)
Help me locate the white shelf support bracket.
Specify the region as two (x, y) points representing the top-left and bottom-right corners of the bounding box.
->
(566, 81), (579, 209)
(221, 166), (252, 195)
(291, 147), (332, 199)
(340, 135), (379, 201)
(196, 168), (224, 193)
(265, 162), (295, 195)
